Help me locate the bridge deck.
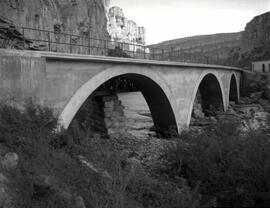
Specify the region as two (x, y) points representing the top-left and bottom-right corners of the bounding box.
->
(0, 49), (244, 72)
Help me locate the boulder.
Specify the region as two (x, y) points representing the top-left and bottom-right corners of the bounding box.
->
(1, 153), (18, 170)
(234, 104), (263, 118)
(247, 118), (261, 130)
(192, 107), (205, 119)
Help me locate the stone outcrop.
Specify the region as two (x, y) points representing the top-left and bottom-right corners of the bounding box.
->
(107, 6), (146, 45)
(230, 12), (270, 69)
(0, 16), (33, 50)
(241, 12), (270, 53)
(1, 153), (18, 170)
(0, 0), (110, 54)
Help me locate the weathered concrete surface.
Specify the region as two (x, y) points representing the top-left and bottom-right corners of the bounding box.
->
(0, 49), (242, 133)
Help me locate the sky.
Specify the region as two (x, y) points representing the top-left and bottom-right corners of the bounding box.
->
(110, 0), (270, 45)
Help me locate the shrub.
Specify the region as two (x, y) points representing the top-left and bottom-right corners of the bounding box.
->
(0, 101), (117, 208)
(126, 172), (200, 208)
(0, 100), (57, 149)
(161, 120), (270, 207)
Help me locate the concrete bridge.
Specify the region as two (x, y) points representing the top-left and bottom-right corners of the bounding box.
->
(0, 49), (242, 134)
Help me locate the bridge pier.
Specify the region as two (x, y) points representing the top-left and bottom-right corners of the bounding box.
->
(72, 92), (128, 137)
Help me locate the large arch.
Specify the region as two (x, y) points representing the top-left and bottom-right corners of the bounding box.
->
(58, 66), (179, 134)
(229, 73), (239, 103)
(187, 71), (226, 126)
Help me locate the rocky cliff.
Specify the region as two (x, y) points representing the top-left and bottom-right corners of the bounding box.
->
(242, 12), (270, 53)
(107, 6), (146, 45)
(229, 12), (270, 69)
(0, 0), (110, 54)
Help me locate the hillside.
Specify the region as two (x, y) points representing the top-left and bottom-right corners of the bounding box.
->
(150, 12), (270, 69)
(149, 32), (242, 65)
(149, 32), (242, 50)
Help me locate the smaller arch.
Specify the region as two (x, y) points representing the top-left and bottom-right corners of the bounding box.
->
(229, 74), (239, 103)
(262, 64), (266, 72)
(198, 74), (224, 112)
(187, 71), (226, 126)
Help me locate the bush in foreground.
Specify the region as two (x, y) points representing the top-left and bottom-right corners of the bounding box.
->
(0, 101), (115, 207)
(0, 101), (199, 208)
(161, 120), (270, 207)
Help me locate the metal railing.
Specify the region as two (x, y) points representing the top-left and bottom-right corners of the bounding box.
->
(19, 27), (226, 65)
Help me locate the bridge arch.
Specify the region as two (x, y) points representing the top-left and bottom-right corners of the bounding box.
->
(187, 71), (226, 126)
(229, 73), (239, 103)
(58, 66), (179, 134)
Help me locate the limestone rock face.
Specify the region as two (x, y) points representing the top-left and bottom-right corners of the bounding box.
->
(0, 0), (110, 54)
(107, 6), (146, 45)
(241, 12), (270, 53)
(0, 16), (33, 49)
(227, 12), (270, 69)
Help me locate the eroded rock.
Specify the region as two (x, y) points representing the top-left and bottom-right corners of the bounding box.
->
(0, 0), (110, 54)
(107, 6), (146, 45)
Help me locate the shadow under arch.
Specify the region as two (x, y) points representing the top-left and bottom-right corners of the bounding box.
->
(229, 73), (239, 103)
(59, 67), (178, 135)
(187, 72), (226, 126)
